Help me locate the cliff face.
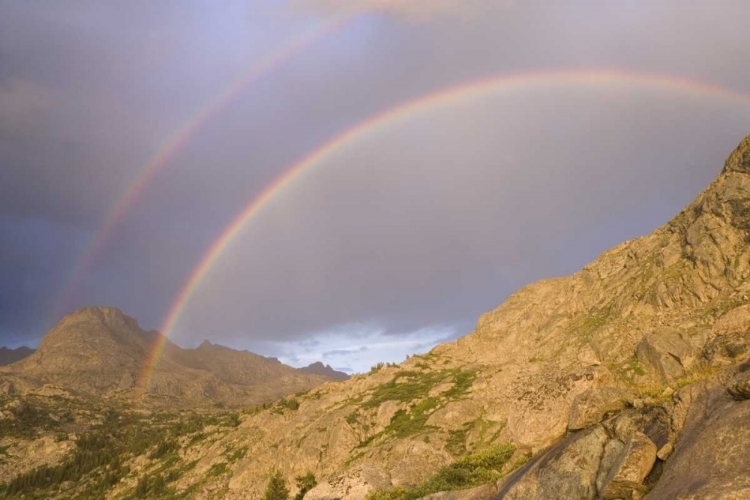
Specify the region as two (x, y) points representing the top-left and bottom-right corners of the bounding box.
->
(0, 306), (330, 408)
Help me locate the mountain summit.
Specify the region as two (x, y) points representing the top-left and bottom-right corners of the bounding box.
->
(299, 362), (350, 381)
(0, 347), (34, 366)
(0, 306), (330, 407)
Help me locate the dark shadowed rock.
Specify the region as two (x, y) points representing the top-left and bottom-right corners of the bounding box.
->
(299, 361), (351, 381)
(609, 407), (672, 451)
(0, 346), (34, 366)
(727, 369), (750, 400)
(645, 385), (750, 499)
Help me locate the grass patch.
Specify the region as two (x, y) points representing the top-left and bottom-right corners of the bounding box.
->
(445, 428), (469, 456)
(674, 362), (717, 389)
(273, 397), (300, 414)
(366, 443), (515, 500)
(227, 446), (248, 463)
(570, 307), (611, 343)
(362, 369), (474, 409)
(207, 462), (229, 477)
(353, 369), (478, 445)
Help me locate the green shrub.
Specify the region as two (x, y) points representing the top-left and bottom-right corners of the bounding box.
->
(276, 398), (300, 412)
(294, 471), (317, 500)
(150, 438), (179, 459)
(208, 462), (229, 477)
(263, 469), (290, 500)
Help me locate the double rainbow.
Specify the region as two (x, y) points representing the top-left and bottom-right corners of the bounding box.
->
(126, 69), (750, 394)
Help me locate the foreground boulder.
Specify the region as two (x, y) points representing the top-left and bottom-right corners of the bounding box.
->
(497, 426), (609, 499)
(726, 367), (750, 401)
(598, 432), (656, 499)
(645, 386), (750, 499)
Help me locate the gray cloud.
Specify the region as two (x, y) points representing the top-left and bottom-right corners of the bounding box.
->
(0, 79), (55, 136)
(298, 0), (516, 20)
(1, 0), (750, 372)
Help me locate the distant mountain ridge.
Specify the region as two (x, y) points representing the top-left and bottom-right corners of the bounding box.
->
(0, 346), (35, 366)
(299, 361), (350, 381)
(0, 307), (332, 407)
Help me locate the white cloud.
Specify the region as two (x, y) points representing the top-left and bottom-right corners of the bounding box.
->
(274, 324), (458, 373)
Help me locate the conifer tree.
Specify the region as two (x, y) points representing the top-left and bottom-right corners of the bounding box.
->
(263, 469), (290, 500)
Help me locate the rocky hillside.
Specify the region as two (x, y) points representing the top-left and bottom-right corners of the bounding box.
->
(299, 362), (351, 381)
(1, 134), (749, 500)
(152, 133), (748, 499)
(0, 347), (34, 366)
(0, 307), (330, 408)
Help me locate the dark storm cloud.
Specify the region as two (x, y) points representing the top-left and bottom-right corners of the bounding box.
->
(1, 1), (750, 371)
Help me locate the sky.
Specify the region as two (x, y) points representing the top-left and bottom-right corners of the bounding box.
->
(1, 0), (750, 373)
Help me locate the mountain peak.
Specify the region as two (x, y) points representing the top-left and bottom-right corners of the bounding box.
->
(721, 133), (750, 175)
(61, 306), (140, 331)
(299, 361), (350, 381)
(0, 346), (35, 366)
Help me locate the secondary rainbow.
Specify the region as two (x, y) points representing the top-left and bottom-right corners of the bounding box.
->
(54, 16), (349, 322)
(139, 69), (750, 394)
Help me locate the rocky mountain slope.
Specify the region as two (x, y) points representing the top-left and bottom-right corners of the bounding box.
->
(0, 347), (34, 366)
(164, 133), (749, 499)
(1, 134), (749, 500)
(0, 307), (330, 408)
(299, 362), (351, 381)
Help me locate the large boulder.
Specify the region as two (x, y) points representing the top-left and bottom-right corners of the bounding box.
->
(598, 432), (656, 499)
(595, 439), (626, 493)
(727, 370), (750, 401)
(636, 331), (697, 382)
(496, 425), (608, 500)
(608, 407), (672, 454)
(645, 386), (750, 499)
(568, 387), (631, 430)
